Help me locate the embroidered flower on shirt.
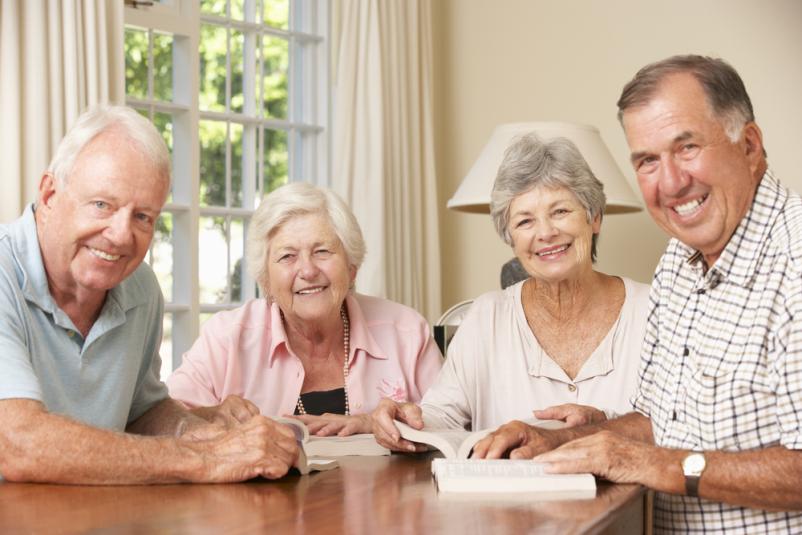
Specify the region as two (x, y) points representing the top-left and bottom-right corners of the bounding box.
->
(377, 379), (407, 401)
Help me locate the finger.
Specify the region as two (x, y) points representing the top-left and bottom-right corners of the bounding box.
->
(563, 413), (584, 427)
(373, 407), (402, 442)
(534, 404), (569, 421)
(398, 404), (424, 429)
(509, 444), (538, 460)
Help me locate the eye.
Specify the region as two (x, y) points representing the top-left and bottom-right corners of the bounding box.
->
(552, 208), (570, 217)
(636, 156), (659, 173)
(514, 218), (532, 229)
(313, 248), (332, 258)
(277, 253), (295, 263)
(135, 213), (154, 225)
(679, 143), (700, 158)
(93, 200), (110, 210)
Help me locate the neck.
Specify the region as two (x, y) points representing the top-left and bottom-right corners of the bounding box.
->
(283, 309), (344, 360)
(526, 268), (601, 321)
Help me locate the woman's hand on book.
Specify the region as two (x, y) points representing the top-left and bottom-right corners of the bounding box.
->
(291, 413), (372, 436)
(533, 404), (607, 428)
(371, 399), (429, 453)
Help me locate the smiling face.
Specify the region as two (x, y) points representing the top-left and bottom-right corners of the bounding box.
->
(265, 212), (356, 326)
(508, 185), (600, 284)
(36, 129), (169, 306)
(622, 73), (765, 266)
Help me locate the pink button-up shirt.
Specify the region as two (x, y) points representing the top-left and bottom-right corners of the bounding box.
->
(167, 293), (443, 415)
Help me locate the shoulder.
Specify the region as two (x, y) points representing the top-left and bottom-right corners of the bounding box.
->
(202, 298), (274, 332)
(769, 190), (802, 265)
(351, 293), (428, 326)
(620, 277), (651, 307)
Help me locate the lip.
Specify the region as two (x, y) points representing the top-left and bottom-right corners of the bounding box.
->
(667, 193), (709, 221)
(87, 246), (122, 262)
(294, 285), (328, 295)
(535, 243), (571, 259)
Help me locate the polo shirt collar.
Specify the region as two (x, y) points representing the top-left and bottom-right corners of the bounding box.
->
(684, 170), (783, 289)
(267, 293), (388, 366)
(11, 204), (148, 329)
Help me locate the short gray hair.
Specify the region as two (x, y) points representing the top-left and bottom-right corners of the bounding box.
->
(47, 104), (171, 188)
(617, 55), (755, 143)
(246, 182), (366, 293)
(490, 134), (606, 262)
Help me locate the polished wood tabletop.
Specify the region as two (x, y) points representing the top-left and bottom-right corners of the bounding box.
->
(0, 454), (645, 534)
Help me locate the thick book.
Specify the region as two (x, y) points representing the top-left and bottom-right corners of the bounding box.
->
(393, 418), (566, 459)
(431, 459), (596, 498)
(274, 417), (389, 465)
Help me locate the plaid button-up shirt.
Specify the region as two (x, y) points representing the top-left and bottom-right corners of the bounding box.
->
(632, 171), (802, 533)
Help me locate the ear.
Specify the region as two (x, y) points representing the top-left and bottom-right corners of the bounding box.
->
(349, 264), (357, 286)
(37, 173), (58, 212)
(591, 212), (602, 235)
(741, 122), (765, 173)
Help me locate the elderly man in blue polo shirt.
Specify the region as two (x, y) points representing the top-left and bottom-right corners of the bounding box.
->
(0, 105), (298, 484)
(473, 55), (802, 533)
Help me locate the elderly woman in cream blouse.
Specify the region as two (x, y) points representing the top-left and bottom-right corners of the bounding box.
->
(372, 133), (649, 451)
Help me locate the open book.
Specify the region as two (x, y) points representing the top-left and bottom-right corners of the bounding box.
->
(394, 418), (566, 459)
(274, 417), (389, 470)
(431, 459), (596, 498)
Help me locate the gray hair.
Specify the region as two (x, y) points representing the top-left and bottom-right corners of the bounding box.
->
(617, 55), (755, 143)
(246, 182), (366, 293)
(490, 134), (606, 262)
(47, 104), (171, 188)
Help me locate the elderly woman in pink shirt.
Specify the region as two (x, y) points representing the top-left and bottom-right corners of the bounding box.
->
(167, 182), (442, 435)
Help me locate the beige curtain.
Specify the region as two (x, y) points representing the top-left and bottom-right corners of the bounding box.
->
(332, 0), (441, 322)
(0, 0), (124, 223)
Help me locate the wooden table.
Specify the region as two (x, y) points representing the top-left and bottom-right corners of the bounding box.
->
(0, 454), (646, 534)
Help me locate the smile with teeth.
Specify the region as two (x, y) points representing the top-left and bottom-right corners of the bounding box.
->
(536, 244), (570, 258)
(673, 194), (708, 216)
(296, 286), (326, 295)
(88, 247), (121, 261)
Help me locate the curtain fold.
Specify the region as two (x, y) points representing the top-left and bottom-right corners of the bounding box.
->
(332, 0), (442, 322)
(0, 0), (123, 223)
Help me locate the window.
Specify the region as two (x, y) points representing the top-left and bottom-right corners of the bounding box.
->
(125, 0), (329, 379)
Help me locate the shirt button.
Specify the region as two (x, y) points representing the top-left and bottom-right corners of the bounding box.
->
(355, 402), (362, 409)
(568, 384), (577, 392)
(67, 331), (74, 338)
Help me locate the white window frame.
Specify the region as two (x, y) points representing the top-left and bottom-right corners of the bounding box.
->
(124, 0), (330, 375)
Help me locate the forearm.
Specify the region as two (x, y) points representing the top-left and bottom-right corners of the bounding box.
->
(0, 402), (203, 484)
(126, 398), (208, 436)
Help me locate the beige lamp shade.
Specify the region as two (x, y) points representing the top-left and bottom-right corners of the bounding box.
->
(447, 122), (642, 214)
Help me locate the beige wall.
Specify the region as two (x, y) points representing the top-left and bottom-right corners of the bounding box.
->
(432, 0), (802, 310)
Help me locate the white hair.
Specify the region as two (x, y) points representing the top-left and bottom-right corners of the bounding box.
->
(246, 182), (366, 293)
(47, 104), (171, 187)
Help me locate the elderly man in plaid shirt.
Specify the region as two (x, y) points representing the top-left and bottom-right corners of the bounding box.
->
(474, 55), (802, 533)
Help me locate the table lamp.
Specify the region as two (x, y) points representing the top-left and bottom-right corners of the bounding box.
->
(448, 121), (642, 214)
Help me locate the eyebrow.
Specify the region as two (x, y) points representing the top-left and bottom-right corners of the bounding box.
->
(629, 130), (695, 164)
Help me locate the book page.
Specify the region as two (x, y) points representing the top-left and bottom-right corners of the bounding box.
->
(394, 421), (471, 459)
(305, 434), (390, 457)
(272, 417), (310, 443)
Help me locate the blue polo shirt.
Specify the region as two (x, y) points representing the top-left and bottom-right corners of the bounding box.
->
(0, 205), (168, 430)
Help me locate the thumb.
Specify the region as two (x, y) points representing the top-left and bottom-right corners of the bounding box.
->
(399, 404), (424, 429)
(534, 406), (567, 421)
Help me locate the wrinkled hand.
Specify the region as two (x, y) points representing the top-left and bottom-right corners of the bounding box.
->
(186, 415), (300, 482)
(190, 395), (261, 428)
(291, 413), (372, 436)
(471, 420), (561, 459)
(533, 430), (655, 484)
(370, 398), (428, 453)
(534, 403), (607, 428)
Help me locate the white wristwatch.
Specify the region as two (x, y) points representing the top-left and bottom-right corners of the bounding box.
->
(682, 452), (706, 497)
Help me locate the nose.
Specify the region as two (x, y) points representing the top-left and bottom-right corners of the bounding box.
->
(297, 253), (321, 279)
(659, 156), (692, 197)
(104, 209), (135, 247)
(534, 218), (558, 242)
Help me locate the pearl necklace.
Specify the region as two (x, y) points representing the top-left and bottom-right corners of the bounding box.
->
(295, 305), (350, 416)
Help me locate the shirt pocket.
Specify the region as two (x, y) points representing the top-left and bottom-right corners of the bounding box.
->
(683, 356), (778, 451)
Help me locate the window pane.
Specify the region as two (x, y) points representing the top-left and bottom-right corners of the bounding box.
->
(199, 24), (227, 112)
(230, 217), (245, 303)
(199, 120), (227, 207)
(264, 128), (288, 192)
(125, 27), (148, 99)
(264, 0), (289, 29)
(152, 32), (174, 101)
(150, 212), (174, 302)
(199, 216), (229, 303)
(230, 0), (244, 20)
(230, 122), (244, 207)
(262, 36), (288, 119)
(230, 30), (244, 113)
(159, 313), (173, 380)
(200, 0), (226, 17)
